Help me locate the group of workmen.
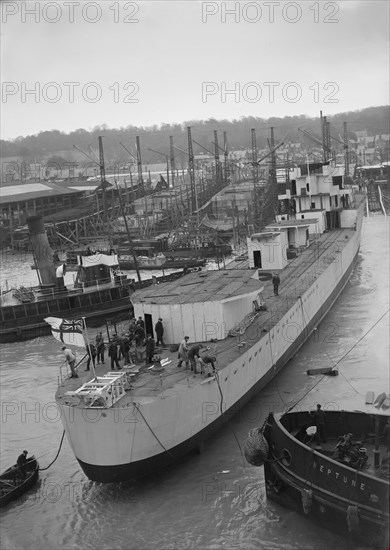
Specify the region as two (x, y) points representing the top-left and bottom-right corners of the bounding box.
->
(86, 317), (166, 370)
(177, 336), (217, 376)
(62, 316), (217, 376)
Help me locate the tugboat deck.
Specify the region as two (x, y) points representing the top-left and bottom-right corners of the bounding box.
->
(292, 429), (390, 480)
(56, 225), (357, 406)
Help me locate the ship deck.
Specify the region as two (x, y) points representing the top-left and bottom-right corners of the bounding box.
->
(56, 223), (360, 405)
(292, 430), (390, 479)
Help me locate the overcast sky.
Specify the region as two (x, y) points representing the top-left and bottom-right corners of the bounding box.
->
(1, 0), (389, 140)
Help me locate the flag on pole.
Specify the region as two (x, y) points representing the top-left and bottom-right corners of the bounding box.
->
(44, 317), (86, 348)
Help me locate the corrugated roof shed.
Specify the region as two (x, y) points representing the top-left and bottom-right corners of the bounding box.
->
(132, 269), (261, 305)
(0, 182), (87, 205)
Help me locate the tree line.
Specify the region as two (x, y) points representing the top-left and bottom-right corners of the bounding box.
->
(1, 106), (388, 166)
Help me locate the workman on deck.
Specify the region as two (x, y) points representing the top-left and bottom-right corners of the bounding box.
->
(198, 355), (217, 376)
(310, 403), (327, 444)
(177, 336), (190, 369)
(62, 346), (78, 378)
(272, 273), (280, 296)
(145, 334), (156, 364)
(155, 318), (165, 347)
(95, 331), (105, 364)
(188, 344), (204, 374)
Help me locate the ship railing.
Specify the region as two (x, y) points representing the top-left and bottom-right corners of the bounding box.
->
(65, 372), (131, 408)
(34, 275), (130, 300)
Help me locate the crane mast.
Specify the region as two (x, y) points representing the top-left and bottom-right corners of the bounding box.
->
(187, 127), (196, 211)
(343, 121), (349, 177)
(169, 136), (176, 187)
(98, 136), (107, 222)
(214, 130), (221, 189)
(251, 128), (258, 184)
(223, 131), (228, 185)
(136, 136), (143, 187)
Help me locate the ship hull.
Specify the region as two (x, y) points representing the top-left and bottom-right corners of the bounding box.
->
(72, 248), (358, 482)
(262, 411), (389, 547)
(57, 204), (364, 482)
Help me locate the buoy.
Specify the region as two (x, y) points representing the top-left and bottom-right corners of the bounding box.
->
(374, 393), (386, 407)
(382, 395), (390, 409)
(346, 505), (359, 533)
(365, 391), (375, 404)
(244, 427), (269, 466)
(301, 488), (313, 514)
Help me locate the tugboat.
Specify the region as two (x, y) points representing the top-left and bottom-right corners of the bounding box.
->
(245, 408), (389, 547)
(0, 215), (134, 343)
(52, 155), (367, 483)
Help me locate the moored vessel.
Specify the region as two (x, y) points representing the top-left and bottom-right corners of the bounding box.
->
(54, 160), (365, 482)
(245, 408), (389, 547)
(0, 215), (134, 343)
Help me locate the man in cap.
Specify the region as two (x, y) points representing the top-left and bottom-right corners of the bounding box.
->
(177, 336), (190, 368)
(17, 450), (28, 479)
(155, 318), (165, 347)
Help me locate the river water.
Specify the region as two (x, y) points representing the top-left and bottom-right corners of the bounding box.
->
(0, 215), (389, 550)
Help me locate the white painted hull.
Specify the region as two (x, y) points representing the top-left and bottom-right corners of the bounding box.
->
(56, 205), (364, 482)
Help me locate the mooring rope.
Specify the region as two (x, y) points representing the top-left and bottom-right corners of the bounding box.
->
(285, 308), (390, 414)
(38, 430), (65, 471)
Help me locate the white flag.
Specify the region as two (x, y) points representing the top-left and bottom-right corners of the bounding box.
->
(44, 317), (86, 348)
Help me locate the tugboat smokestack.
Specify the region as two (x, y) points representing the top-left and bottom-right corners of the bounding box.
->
(27, 215), (57, 286)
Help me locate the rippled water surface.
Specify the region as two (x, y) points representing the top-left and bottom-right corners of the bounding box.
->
(1, 216), (389, 550)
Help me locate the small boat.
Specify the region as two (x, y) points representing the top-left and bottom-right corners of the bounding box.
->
(0, 456), (39, 507)
(245, 409), (390, 546)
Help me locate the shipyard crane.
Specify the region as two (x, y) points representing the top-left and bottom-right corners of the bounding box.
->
(251, 128), (258, 184)
(298, 127), (330, 151)
(212, 131), (229, 185)
(135, 136), (144, 186)
(119, 141), (138, 193)
(244, 141), (285, 167)
(169, 136), (176, 186)
(73, 140), (109, 220)
(147, 147), (170, 187)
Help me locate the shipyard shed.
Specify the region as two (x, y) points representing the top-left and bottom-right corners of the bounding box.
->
(0, 182), (94, 227)
(131, 269), (264, 343)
